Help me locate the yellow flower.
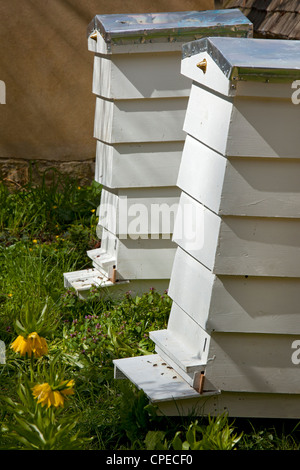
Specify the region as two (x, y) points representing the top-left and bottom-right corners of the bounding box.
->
(11, 332), (48, 358)
(32, 380), (75, 408)
(91, 209), (95, 213)
(33, 239), (38, 244)
(77, 186), (81, 190)
(7, 293), (13, 297)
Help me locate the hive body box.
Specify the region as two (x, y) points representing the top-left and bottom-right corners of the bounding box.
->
(114, 37), (300, 418)
(64, 10), (252, 297)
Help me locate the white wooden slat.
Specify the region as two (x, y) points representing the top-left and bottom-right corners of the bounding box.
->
(169, 246), (300, 335)
(94, 96), (188, 144)
(173, 191), (300, 277)
(168, 247), (213, 331)
(93, 52), (191, 100)
(98, 187), (180, 237)
(220, 156), (300, 217)
(116, 236), (176, 280)
(183, 84), (300, 158)
(95, 140), (183, 188)
(90, 228), (176, 280)
(207, 275), (300, 335)
(172, 191), (221, 272)
(226, 96), (300, 158)
(183, 84), (233, 156)
(205, 332), (300, 394)
(214, 215), (300, 277)
(178, 135), (300, 217)
(177, 135), (227, 215)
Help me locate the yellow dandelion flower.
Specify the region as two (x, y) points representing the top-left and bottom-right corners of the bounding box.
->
(33, 239), (38, 244)
(11, 332), (48, 358)
(7, 293), (13, 297)
(77, 186), (81, 190)
(32, 380), (75, 408)
(91, 209), (95, 213)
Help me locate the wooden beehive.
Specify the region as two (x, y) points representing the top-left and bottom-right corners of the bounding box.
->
(64, 10), (253, 297)
(114, 37), (300, 418)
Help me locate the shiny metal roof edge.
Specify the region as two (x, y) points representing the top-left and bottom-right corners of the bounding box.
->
(86, 9), (252, 42)
(182, 37), (300, 82)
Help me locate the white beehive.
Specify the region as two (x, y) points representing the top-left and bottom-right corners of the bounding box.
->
(64, 10), (252, 297)
(114, 37), (300, 418)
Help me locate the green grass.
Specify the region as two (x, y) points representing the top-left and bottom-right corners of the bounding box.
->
(0, 171), (300, 450)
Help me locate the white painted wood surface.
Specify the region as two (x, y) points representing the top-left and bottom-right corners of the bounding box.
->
(94, 96), (188, 144)
(93, 52), (191, 100)
(89, 228), (176, 280)
(183, 84), (300, 158)
(205, 332), (300, 394)
(178, 135), (300, 217)
(113, 354), (207, 402)
(181, 51), (232, 97)
(168, 247), (214, 331)
(95, 140), (183, 188)
(169, 246), (300, 335)
(183, 84), (233, 156)
(173, 191), (300, 277)
(98, 187), (180, 237)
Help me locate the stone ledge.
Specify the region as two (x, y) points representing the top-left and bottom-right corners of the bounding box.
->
(0, 158), (95, 188)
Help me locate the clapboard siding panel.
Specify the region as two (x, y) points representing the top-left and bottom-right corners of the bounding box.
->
(98, 187), (180, 236)
(93, 52), (191, 99)
(177, 135), (227, 214)
(168, 247), (213, 330)
(183, 85), (300, 158)
(215, 216), (300, 276)
(173, 192), (300, 277)
(226, 97), (300, 158)
(220, 156), (300, 217)
(169, 247), (300, 335)
(172, 191), (221, 271)
(208, 275), (300, 335)
(94, 96), (188, 143)
(205, 332), (300, 394)
(91, 227), (176, 280)
(95, 140), (183, 188)
(178, 135), (300, 217)
(116, 236), (177, 280)
(183, 84), (233, 156)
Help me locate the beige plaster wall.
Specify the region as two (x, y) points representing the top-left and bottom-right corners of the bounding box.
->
(0, 0), (213, 184)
